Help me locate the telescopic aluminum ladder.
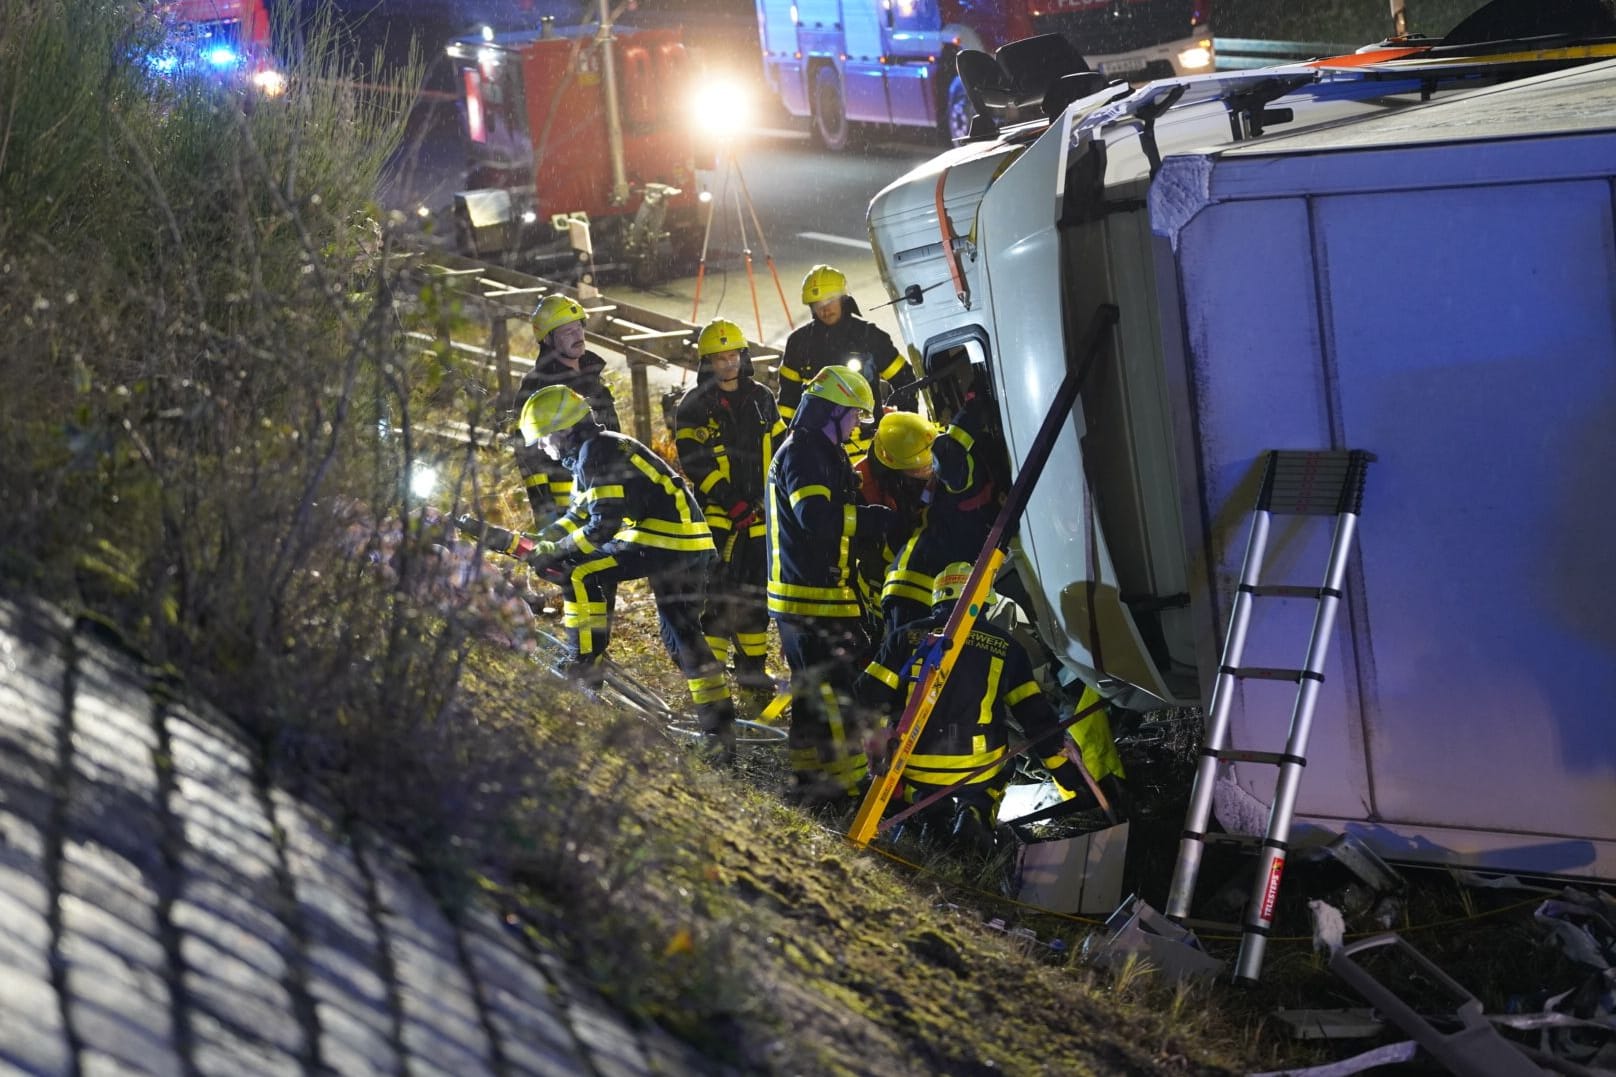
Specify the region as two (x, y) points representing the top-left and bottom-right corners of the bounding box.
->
(1166, 449), (1374, 982)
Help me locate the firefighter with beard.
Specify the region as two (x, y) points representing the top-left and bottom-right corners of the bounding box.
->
(855, 563), (1104, 856)
(777, 265), (918, 431)
(513, 295), (622, 529)
(519, 386), (739, 762)
(766, 365), (896, 803)
(674, 319), (785, 717)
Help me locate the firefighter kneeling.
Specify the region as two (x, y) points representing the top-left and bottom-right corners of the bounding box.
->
(854, 563), (1101, 857)
(519, 385), (739, 761)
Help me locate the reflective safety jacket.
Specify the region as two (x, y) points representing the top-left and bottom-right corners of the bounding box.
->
(767, 426), (893, 619)
(538, 430), (713, 558)
(777, 312), (915, 421)
(856, 611), (1093, 796)
(883, 393), (1005, 609)
(674, 374), (784, 541)
(514, 349), (621, 515)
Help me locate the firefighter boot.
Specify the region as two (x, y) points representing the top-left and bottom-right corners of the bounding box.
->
(697, 699), (738, 769)
(949, 801), (997, 860)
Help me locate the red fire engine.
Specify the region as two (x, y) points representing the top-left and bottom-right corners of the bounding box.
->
(151, 0), (283, 95)
(446, 16), (712, 286)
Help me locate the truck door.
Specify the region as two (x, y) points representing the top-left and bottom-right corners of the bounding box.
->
(884, 0), (943, 126)
(841, 2), (891, 123)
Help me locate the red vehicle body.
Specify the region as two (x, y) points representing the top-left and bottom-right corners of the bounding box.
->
(756, 0), (1213, 150)
(153, 0), (281, 92)
(447, 23), (710, 284)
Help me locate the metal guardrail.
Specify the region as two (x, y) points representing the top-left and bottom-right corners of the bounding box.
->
(392, 250), (782, 445)
(1214, 37), (1360, 70)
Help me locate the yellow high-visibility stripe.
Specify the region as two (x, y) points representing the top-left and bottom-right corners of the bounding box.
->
(566, 556), (619, 655)
(843, 514), (861, 584)
(675, 428), (704, 441)
(736, 631), (769, 657)
(524, 473), (548, 489)
(699, 469), (725, 494)
(768, 580), (855, 600)
(688, 673), (729, 705)
(630, 517), (711, 537)
(778, 365), (804, 383)
(866, 662), (901, 690)
(978, 655), (1003, 728)
(906, 744), (1006, 774)
(579, 484), (625, 504)
(619, 529), (714, 552)
(1005, 681), (1040, 706)
(766, 595), (863, 618)
(707, 635), (733, 663)
(878, 354), (908, 381)
(942, 424), (976, 491)
(789, 484), (831, 507)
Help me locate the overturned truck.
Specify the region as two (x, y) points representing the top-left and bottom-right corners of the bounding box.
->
(867, 35), (1616, 881)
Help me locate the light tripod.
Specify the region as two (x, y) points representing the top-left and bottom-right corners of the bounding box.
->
(690, 149), (794, 342)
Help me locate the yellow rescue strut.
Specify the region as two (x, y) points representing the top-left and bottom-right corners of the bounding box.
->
(848, 304), (1120, 847)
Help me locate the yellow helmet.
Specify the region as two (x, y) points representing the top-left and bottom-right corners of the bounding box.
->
(802, 364), (874, 414)
(873, 412), (939, 471)
(801, 264), (847, 306)
(531, 294), (587, 341)
(697, 318), (746, 357)
(519, 385), (591, 445)
(931, 561), (980, 608)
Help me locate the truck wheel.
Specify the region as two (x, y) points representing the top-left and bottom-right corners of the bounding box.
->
(944, 75), (973, 143)
(810, 64), (850, 152)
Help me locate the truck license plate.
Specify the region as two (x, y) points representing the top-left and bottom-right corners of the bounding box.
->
(1102, 57), (1147, 75)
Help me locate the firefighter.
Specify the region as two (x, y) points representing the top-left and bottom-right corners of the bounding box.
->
(674, 319), (785, 716)
(777, 265), (918, 429)
(519, 385), (738, 760)
(855, 562), (1104, 856)
(767, 365), (896, 802)
(513, 294), (622, 529)
(879, 359), (1005, 636)
(852, 411), (936, 618)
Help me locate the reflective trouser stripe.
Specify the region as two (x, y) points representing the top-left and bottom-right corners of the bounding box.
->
(735, 630), (768, 658)
(707, 635), (734, 665)
(565, 555), (619, 657)
(688, 671), (729, 705)
(819, 682), (867, 793)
